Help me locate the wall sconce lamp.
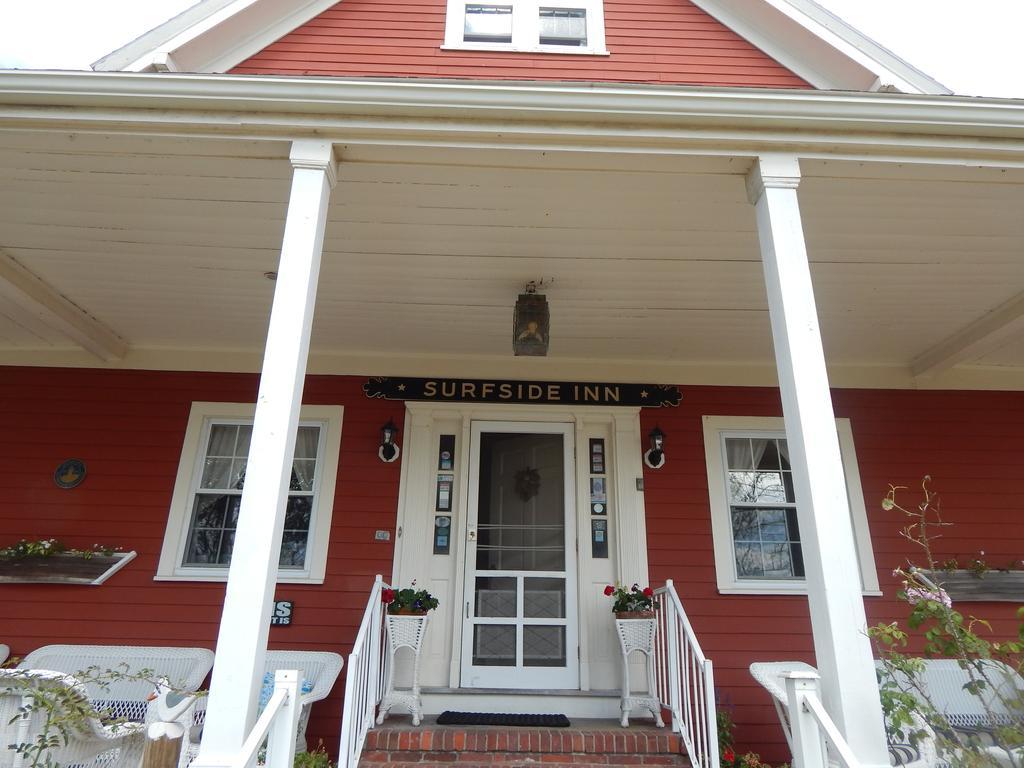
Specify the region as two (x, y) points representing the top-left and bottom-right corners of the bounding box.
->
(644, 426), (666, 469)
(379, 419), (401, 463)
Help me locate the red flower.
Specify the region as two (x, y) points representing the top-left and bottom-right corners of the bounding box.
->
(603, 585), (615, 596)
(642, 587), (654, 597)
(722, 748), (735, 765)
(381, 588), (396, 604)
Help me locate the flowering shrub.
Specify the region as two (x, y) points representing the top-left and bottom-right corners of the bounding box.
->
(870, 478), (1024, 767)
(603, 583), (655, 614)
(381, 582), (439, 614)
(0, 538), (121, 560)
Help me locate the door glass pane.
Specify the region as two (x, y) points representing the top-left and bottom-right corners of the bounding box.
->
(476, 577), (516, 617)
(473, 625), (515, 666)
(476, 433), (565, 572)
(524, 626), (566, 667)
(524, 577), (565, 618)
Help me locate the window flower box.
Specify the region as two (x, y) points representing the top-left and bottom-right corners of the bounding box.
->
(0, 551), (136, 585)
(928, 569), (1024, 602)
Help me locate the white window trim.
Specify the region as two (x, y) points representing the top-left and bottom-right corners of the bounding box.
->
(156, 402), (343, 584)
(442, 0), (609, 55)
(702, 415), (881, 597)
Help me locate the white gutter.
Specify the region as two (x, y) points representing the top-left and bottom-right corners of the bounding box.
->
(0, 71), (1022, 158)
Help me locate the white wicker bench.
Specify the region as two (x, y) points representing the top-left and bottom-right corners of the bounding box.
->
(0, 645), (8, 666)
(880, 658), (1024, 768)
(1, 668), (147, 768)
(178, 650), (344, 766)
(18, 644), (214, 724)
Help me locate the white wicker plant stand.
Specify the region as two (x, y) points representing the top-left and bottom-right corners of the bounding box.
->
(614, 617), (665, 728)
(377, 613), (429, 727)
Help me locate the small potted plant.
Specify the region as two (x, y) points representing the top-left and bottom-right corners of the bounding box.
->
(382, 583), (439, 615)
(603, 583), (656, 619)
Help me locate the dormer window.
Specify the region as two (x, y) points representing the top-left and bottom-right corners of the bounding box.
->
(444, 0), (608, 55)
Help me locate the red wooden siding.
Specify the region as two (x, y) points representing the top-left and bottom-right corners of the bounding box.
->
(0, 367), (402, 751)
(1, 367), (1021, 759)
(231, 0), (811, 88)
(640, 387), (1024, 760)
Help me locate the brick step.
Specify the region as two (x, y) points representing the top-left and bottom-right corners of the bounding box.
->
(360, 755), (690, 767)
(359, 721), (689, 768)
(364, 724), (682, 755)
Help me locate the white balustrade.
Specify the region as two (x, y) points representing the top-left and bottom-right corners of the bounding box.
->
(338, 575), (388, 768)
(653, 580), (719, 768)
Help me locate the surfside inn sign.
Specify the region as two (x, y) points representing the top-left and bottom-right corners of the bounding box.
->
(363, 377), (682, 408)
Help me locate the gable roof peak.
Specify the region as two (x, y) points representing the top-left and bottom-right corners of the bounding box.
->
(93, 0), (949, 95)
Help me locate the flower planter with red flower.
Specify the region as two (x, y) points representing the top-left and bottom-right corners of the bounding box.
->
(381, 583), (439, 615)
(378, 582), (438, 726)
(603, 583), (656, 615)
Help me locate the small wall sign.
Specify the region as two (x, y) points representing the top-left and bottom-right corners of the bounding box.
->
(54, 459), (87, 489)
(364, 377), (681, 408)
(271, 600), (293, 626)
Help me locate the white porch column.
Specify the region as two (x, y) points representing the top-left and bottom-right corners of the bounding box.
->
(746, 155), (889, 768)
(193, 140), (337, 767)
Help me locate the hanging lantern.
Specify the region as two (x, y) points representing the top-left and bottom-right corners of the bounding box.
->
(513, 283), (550, 357)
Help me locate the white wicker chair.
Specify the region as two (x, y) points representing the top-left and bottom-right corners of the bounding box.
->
(179, 650), (344, 766)
(1, 668), (146, 768)
(897, 659), (1024, 768)
(750, 661), (940, 768)
(18, 645), (214, 724)
(0, 645), (9, 666)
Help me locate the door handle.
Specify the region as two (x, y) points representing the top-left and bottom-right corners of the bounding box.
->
(468, 529), (477, 541)
(466, 601), (470, 619)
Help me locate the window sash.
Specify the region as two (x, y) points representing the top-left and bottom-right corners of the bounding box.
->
(179, 418), (326, 573)
(445, 0), (606, 54)
(701, 416), (880, 596)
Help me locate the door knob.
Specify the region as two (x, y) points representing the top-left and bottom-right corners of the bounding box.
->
(468, 529), (477, 541)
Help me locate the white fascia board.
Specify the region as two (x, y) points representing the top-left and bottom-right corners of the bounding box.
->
(94, 0), (339, 74)
(689, 0), (949, 95)
(93, 0), (239, 71)
(0, 72), (1013, 137)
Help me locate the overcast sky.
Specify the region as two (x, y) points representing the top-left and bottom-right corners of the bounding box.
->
(1, 0), (1022, 98)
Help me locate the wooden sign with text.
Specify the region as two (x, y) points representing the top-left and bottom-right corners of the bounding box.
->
(363, 377), (681, 408)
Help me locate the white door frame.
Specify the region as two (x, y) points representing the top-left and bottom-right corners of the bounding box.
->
(460, 419), (580, 689)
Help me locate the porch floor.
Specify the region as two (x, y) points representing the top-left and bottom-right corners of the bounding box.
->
(362, 717), (689, 768)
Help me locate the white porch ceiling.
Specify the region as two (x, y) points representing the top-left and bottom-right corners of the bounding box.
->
(1, 130), (1023, 386)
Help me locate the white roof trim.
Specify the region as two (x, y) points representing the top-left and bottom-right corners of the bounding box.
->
(93, 0), (340, 74)
(92, 0), (949, 95)
(689, 0), (949, 94)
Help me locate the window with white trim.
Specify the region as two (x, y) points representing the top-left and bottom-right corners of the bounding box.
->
(702, 416), (880, 596)
(157, 402), (343, 584)
(444, 0), (608, 54)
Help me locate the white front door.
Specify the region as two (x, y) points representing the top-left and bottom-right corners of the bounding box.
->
(460, 421), (579, 689)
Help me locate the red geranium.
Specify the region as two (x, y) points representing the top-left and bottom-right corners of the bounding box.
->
(722, 748), (735, 765)
(381, 588), (396, 604)
(642, 587), (654, 597)
(603, 585), (615, 596)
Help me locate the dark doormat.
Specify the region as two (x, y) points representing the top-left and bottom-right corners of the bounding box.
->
(437, 711), (571, 727)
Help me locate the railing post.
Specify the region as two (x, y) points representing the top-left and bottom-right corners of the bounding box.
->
(265, 670), (301, 768)
(664, 581), (682, 734)
(702, 659), (719, 768)
(783, 671), (826, 768)
(367, 575), (384, 724)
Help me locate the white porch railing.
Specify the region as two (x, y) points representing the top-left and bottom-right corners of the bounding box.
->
(781, 670), (862, 768)
(653, 580), (720, 768)
(338, 575), (388, 768)
(225, 669), (303, 768)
